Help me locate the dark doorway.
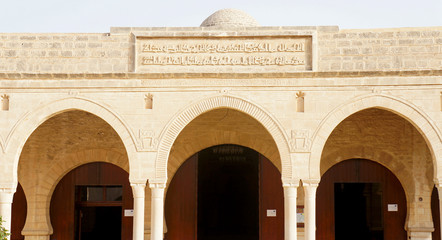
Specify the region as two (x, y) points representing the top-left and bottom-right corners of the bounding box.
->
(335, 183), (383, 240)
(76, 206), (121, 240)
(198, 145), (259, 240)
(317, 159), (406, 240)
(164, 144), (284, 240)
(74, 185), (124, 240)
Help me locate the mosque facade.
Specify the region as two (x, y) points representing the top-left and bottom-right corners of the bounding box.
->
(0, 8), (441, 240)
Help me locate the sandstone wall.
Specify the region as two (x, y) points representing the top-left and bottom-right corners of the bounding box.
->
(0, 26), (440, 73)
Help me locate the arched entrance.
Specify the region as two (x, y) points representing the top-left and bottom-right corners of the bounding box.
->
(50, 162), (133, 240)
(165, 145), (284, 240)
(317, 159), (407, 240)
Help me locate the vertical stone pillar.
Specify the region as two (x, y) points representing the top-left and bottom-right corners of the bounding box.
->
(0, 188), (15, 239)
(283, 183), (299, 240)
(150, 182), (165, 240)
(131, 183), (146, 240)
(303, 181), (319, 240)
(438, 184), (442, 240)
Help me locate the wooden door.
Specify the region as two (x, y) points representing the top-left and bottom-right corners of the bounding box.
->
(165, 154), (198, 240)
(259, 154), (284, 240)
(164, 145), (284, 240)
(316, 159), (407, 240)
(50, 162), (133, 240)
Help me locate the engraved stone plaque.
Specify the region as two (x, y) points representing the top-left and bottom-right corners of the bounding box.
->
(135, 36), (313, 73)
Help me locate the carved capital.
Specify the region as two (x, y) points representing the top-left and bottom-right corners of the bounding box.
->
(282, 182), (300, 188)
(302, 179), (320, 187)
(130, 183), (146, 198)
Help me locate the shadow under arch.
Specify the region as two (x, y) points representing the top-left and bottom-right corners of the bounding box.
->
(155, 94), (292, 183)
(7, 97), (138, 185)
(309, 93), (442, 180)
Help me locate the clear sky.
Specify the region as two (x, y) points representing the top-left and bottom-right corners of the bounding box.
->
(2, 0), (441, 33)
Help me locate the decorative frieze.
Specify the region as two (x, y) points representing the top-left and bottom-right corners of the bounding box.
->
(135, 36), (313, 73)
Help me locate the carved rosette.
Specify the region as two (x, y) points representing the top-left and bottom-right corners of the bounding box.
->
(290, 130), (311, 152)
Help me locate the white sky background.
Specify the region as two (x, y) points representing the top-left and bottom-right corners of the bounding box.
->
(1, 0), (441, 33)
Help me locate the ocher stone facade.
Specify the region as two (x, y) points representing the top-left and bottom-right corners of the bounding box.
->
(0, 9), (441, 240)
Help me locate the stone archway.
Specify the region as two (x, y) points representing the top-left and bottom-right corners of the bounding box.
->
(155, 94), (292, 183)
(310, 94), (442, 181)
(17, 110), (130, 239)
(7, 97), (137, 186)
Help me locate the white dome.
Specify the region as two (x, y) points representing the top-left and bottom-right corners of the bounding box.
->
(201, 9), (260, 28)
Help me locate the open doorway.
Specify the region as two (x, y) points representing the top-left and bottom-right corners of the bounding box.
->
(165, 145), (284, 240)
(334, 183), (383, 240)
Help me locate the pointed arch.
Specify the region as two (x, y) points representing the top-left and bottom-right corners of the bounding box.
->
(310, 93), (442, 180)
(155, 94), (292, 182)
(7, 97), (138, 184)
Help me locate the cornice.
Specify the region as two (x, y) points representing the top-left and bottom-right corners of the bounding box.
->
(0, 70), (441, 80)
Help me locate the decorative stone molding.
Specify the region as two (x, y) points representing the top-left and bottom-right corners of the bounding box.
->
(290, 129), (311, 152)
(145, 93), (153, 109)
(137, 130), (158, 151)
(296, 91), (305, 112)
(1, 94), (9, 111)
(156, 94), (291, 181)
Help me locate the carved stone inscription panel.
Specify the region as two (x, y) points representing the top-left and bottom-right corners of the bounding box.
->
(135, 36), (312, 72)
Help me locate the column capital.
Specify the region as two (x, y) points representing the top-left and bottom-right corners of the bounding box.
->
(130, 183), (146, 199)
(283, 182), (300, 188)
(0, 188), (15, 203)
(149, 179), (166, 189)
(302, 179), (320, 187)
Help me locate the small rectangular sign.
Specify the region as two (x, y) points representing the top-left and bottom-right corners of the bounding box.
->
(267, 209), (277, 217)
(388, 204), (398, 212)
(124, 209), (134, 217)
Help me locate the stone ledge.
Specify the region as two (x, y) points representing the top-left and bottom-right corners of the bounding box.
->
(0, 70), (441, 80)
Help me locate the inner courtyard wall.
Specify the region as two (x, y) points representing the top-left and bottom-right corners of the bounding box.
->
(0, 26), (440, 73)
(0, 25), (440, 240)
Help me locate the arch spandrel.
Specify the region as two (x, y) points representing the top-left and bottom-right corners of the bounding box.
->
(7, 97), (138, 184)
(155, 94), (292, 183)
(310, 93), (442, 181)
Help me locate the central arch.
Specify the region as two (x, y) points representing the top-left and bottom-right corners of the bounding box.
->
(155, 95), (292, 182)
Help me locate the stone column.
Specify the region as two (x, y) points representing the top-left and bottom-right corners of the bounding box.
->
(0, 188), (15, 239)
(150, 183), (165, 240)
(131, 183), (146, 240)
(283, 183), (299, 240)
(438, 184), (442, 240)
(303, 180), (319, 240)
